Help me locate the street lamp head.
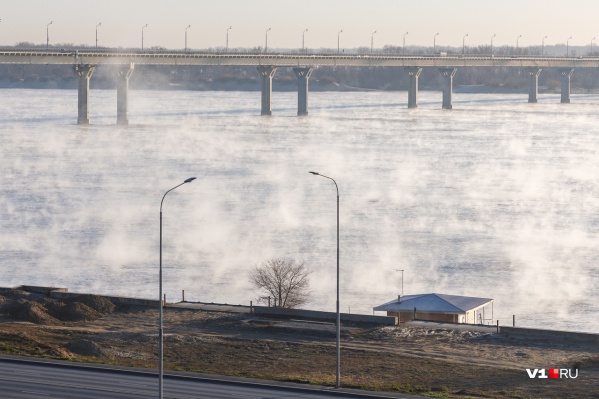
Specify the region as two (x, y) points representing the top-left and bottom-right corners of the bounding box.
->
(309, 171), (320, 176)
(97, 22), (101, 28)
(48, 21), (53, 26)
(184, 177), (197, 183)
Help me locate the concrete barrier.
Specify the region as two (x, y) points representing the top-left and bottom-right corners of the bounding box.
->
(48, 291), (160, 307)
(0, 286), (68, 295)
(253, 306), (396, 325)
(500, 326), (599, 343)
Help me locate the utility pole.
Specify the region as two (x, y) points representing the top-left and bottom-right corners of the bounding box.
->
(395, 269), (404, 296)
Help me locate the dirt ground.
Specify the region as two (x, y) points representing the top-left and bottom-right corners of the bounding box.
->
(0, 292), (598, 399)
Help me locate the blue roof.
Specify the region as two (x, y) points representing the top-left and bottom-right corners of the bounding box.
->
(373, 293), (493, 314)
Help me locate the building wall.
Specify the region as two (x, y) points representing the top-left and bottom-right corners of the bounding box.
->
(387, 311), (460, 323)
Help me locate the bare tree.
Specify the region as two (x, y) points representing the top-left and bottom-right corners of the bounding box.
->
(249, 258), (311, 309)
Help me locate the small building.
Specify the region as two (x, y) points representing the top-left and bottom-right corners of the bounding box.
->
(373, 293), (493, 324)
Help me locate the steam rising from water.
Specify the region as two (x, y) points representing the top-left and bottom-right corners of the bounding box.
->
(1, 88), (598, 332)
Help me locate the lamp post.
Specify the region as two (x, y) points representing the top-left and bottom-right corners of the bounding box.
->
(95, 22), (101, 50)
(542, 35), (547, 56)
(490, 33), (496, 56)
(226, 26), (232, 51)
(46, 21), (53, 50)
(567, 36), (572, 56)
(302, 28), (308, 53)
(433, 32), (439, 53)
(516, 34), (522, 54)
(184, 25), (191, 52)
(309, 171), (340, 389)
(159, 177), (196, 399)
(462, 33), (468, 55)
(265, 27), (271, 53)
(337, 29), (343, 53)
(141, 24), (148, 50)
(592, 37), (596, 56)
(403, 31), (409, 55)
(370, 30), (377, 53)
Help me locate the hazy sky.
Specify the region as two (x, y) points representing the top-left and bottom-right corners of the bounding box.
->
(2, 1), (598, 50)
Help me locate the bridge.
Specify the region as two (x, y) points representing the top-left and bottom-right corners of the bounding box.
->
(2, 50), (598, 124)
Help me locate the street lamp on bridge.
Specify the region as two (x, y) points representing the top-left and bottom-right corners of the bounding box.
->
(184, 25), (191, 52)
(226, 26), (232, 52)
(542, 35), (548, 56)
(516, 34), (522, 54)
(337, 29), (343, 53)
(462, 33), (468, 55)
(403, 31), (409, 55)
(371, 30), (377, 53)
(567, 36), (572, 56)
(433, 32), (439, 53)
(141, 24), (148, 50)
(264, 27), (271, 53)
(46, 21), (53, 50)
(491, 33), (496, 56)
(95, 23), (101, 50)
(592, 37), (596, 56)
(302, 29), (308, 53)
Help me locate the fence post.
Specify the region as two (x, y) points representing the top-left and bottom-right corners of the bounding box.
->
(182, 290), (185, 302)
(513, 315), (515, 327)
(496, 320), (499, 334)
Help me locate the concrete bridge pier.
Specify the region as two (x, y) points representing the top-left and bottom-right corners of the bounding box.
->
(74, 64), (95, 125)
(528, 68), (542, 103)
(559, 68), (575, 103)
(116, 63), (135, 125)
(293, 67), (313, 116)
(405, 67), (423, 109)
(257, 66), (277, 115)
(438, 68), (457, 109)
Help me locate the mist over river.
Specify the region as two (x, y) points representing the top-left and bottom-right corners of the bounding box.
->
(1, 88), (598, 333)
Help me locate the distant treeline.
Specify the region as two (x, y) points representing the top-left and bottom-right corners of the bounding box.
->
(1, 43), (599, 92)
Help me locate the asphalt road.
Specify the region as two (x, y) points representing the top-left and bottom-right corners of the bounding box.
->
(0, 357), (426, 399)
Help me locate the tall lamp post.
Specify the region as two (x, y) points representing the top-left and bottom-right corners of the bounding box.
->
(403, 31), (409, 55)
(141, 24), (148, 50)
(542, 35), (547, 56)
(309, 171), (340, 389)
(226, 26), (232, 51)
(567, 36), (572, 56)
(516, 34), (522, 54)
(592, 37), (596, 56)
(264, 27), (271, 53)
(46, 21), (53, 50)
(159, 177), (196, 399)
(184, 25), (191, 52)
(95, 22), (101, 50)
(433, 32), (439, 53)
(490, 33), (496, 56)
(337, 29), (343, 53)
(462, 33), (468, 55)
(302, 28), (308, 53)
(370, 30), (377, 53)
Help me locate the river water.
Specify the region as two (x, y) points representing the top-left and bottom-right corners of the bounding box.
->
(1, 88), (598, 333)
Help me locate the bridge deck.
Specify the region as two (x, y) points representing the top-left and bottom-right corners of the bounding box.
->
(1, 50), (598, 68)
